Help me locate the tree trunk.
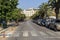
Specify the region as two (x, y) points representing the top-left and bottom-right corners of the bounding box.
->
(15, 19), (19, 26)
(55, 8), (59, 19)
(2, 18), (7, 29)
(2, 12), (7, 29)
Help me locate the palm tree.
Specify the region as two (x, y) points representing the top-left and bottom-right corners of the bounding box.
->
(38, 3), (49, 19)
(31, 3), (49, 19)
(48, 0), (60, 19)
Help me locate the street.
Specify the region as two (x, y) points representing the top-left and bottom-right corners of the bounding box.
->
(7, 20), (60, 40)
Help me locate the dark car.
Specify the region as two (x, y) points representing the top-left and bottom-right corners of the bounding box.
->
(40, 19), (46, 26)
(33, 19), (46, 26)
(32, 19), (38, 23)
(48, 19), (60, 31)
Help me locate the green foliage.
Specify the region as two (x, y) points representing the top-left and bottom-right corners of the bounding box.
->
(0, 0), (18, 21)
(11, 8), (26, 21)
(39, 3), (49, 18)
(48, 0), (60, 8)
(48, 0), (60, 19)
(31, 11), (40, 19)
(31, 3), (50, 19)
(0, 0), (18, 28)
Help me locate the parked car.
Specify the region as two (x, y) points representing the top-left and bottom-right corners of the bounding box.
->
(40, 19), (47, 26)
(32, 19), (38, 23)
(37, 19), (47, 26)
(32, 19), (43, 25)
(37, 19), (42, 25)
(44, 19), (52, 27)
(48, 19), (60, 31)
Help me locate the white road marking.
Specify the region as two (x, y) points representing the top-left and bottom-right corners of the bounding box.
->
(0, 32), (12, 37)
(23, 31), (28, 37)
(6, 33), (12, 37)
(31, 31), (38, 36)
(39, 31), (47, 36)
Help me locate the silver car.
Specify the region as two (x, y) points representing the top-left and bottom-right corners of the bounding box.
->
(48, 19), (60, 31)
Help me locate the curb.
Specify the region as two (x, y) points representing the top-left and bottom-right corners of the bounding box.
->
(0, 28), (9, 34)
(0, 26), (18, 37)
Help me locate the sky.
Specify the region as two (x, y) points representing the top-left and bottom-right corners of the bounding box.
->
(17, 0), (48, 9)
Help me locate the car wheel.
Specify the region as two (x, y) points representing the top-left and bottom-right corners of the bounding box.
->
(46, 25), (49, 28)
(39, 23), (42, 26)
(48, 24), (51, 28)
(49, 24), (57, 31)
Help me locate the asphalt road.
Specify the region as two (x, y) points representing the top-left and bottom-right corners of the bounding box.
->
(7, 20), (60, 40)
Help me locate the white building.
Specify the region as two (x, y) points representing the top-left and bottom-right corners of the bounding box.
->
(23, 8), (39, 17)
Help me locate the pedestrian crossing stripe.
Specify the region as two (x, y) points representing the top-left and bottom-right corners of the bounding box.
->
(2, 31), (58, 37)
(31, 31), (38, 36)
(23, 31), (29, 37)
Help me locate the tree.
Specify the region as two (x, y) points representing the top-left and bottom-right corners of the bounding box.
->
(31, 3), (49, 20)
(48, 0), (60, 19)
(31, 11), (40, 20)
(39, 3), (49, 18)
(11, 8), (26, 25)
(0, 0), (18, 28)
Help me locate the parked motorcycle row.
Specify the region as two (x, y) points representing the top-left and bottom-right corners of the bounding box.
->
(32, 18), (60, 31)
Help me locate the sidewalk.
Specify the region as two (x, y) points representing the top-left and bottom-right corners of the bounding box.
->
(0, 27), (3, 31)
(0, 26), (18, 40)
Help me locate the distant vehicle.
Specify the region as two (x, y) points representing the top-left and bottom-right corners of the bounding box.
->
(48, 19), (60, 31)
(32, 19), (38, 23)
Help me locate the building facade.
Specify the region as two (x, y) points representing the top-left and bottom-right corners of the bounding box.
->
(23, 8), (39, 18)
